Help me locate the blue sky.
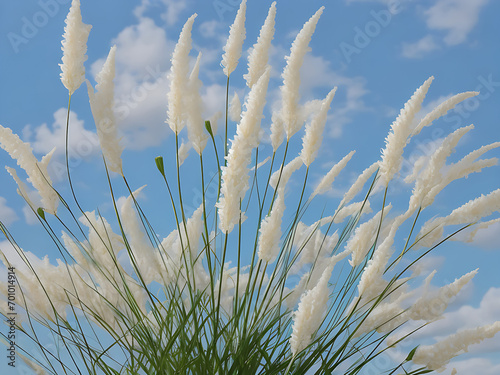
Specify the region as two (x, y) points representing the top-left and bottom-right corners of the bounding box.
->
(0, 0), (499, 373)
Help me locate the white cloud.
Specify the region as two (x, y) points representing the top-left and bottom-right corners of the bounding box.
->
(199, 20), (225, 41)
(462, 221), (500, 250)
(90, 17), (175, 150)
(23, 108), (99, 160)
(299, 54), (368, 138)
(0, 240), (39, 274)
(393, 287), (500, 353)
(0, 197), (18, 226)
(402, 35), (440, 59)
(202, 84), (227, 126)
(134, 0), (189, 27)
(444, 358), (500, 375)
(160, 0), (190, 26)
(424, 0), (490, 45)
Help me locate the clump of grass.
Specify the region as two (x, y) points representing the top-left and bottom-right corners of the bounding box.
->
(1, 1), (499, 374)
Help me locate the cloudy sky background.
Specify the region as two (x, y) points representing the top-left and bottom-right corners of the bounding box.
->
(1, 0), (499, 373)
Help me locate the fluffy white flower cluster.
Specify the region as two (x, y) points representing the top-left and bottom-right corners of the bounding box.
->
(87, 46), (123, 175)
(413, 322), (500, 371)
(60, 0), (91, 95)
(217, 68), (271, 232)
(0, 125), (58, 214)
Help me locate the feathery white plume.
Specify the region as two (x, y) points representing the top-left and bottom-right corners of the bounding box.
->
(412, 322), (500, 371)
(244, 2), (276, 87)
(408, 125), (474, 211)
(229, 93), (242, 122)
(87, 45), (123, 175)
(339, 162), (379, 208)
(217, 67), (271, 232)
(334, 201), (372, 224)
(60, 0), (92, 94)
(312, 150), (355, 198)
(357, 224), (400, 301)
(5, 166), (36, 210)
(281, 7), (324, 139)
(269, 156), (303, 190)
(300, 88), (337, 167)
(0, 125), (58, 214)
(167, 14), (197, 134)
(178, 140), (191, 166)
(409, 269), (477, 321)
(209, 111), (222, 135)
(221, 0), (247, 77)
(120, 186), (161, 285)
(186, 52), (208, 154)
(348, 205), (392, 267)
(412, 92), (479, 136)
(258, 154), (302, 263)
(416, 188), (500, 247)
(290, 263), (332, 355)
(379, 77), (434, 184)
(270, 111), (285, 152)
(258, 192), (285, 263)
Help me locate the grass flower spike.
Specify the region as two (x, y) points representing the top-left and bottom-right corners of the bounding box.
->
(217, 66), (271, 232)
(167, 14), (197, 134)
(87, 45), (123, 175)
(413, 322), (500, 371)
(221, 0), (247, 77)
(244, 2), (276, 87)
(290, 264), (332, 355)
(0, 125), (58, 214)
(60, 0), (92, 95)
(281, 7), (324, 139)
(379, 76), (433, 184)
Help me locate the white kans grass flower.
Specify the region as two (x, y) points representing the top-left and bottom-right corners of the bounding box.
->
(334, 200), (372, 224)
(311, 150), (355, 198)
(0, 125), (58, 215)
(229, 92), (242, 122)
(167, 14), (197, 134)
(412, 91), (479, 136)
(258, 192), (285, 263)
(357, 224), (400, 302)
(186, 52), (208, 155)
(60, 0), (92, 95)
(348, 205), (392, 267)
(417, 188), (500, 247)
(290, 263), (332, 355)
(87, 45), (123, 175)
(5, 166), (36, 211)
(244, 1), (276, 88)
(281, 7), (324, 139)
(454, 217), (500, 243)
(412, 322), (500, 372)
(120, 186), (161, 285)
(178, 140), (191, 165)
(269, 156), (303, 191)
(221, 0), (247, 77)
(379, 77), (433, 184)
(258, 156), (302, 263)
(300, 88), (337, 167)
(338, 162), (379, 208)
(407, 125), (475, 211)
(408, 269), (477, 322)
(270, 111), (285, 152)
(217, 67), (271, 232)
